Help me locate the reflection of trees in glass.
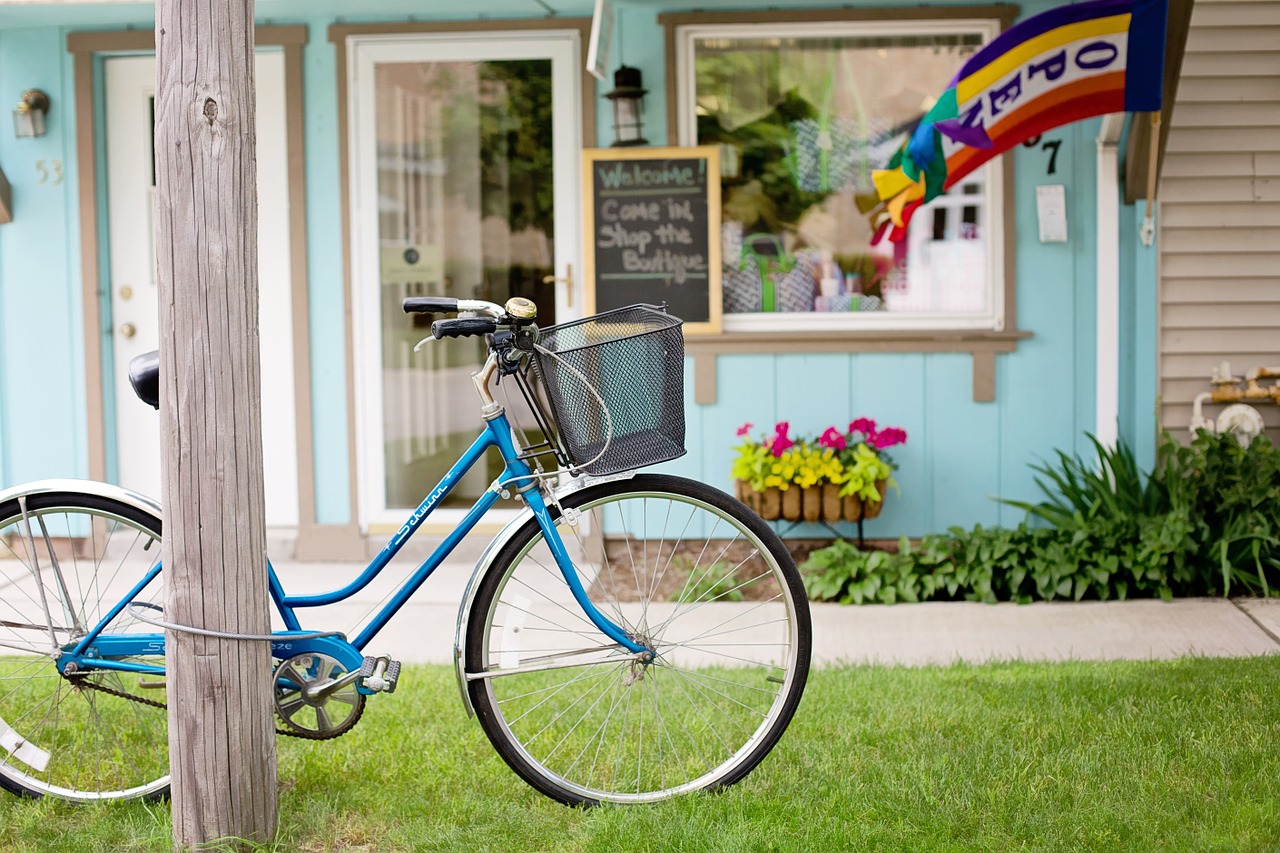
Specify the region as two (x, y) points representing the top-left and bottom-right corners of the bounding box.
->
(695, 37), (982, 248)
(697, 48), (832, 235)
(478, 60), (554, 237)
(698, 89), (832, 235)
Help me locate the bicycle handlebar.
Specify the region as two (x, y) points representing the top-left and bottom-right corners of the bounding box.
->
(403, 296), (460, 314)
(403, 296), (507, 318)
(404, 295), (538, 345)
(431, 317), (500, 339)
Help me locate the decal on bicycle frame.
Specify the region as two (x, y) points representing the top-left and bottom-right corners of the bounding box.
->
(389, 470), (456, 550)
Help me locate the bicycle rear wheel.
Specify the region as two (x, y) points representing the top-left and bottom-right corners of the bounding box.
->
(466, 474), (810, 805)
(0, 492), (169, 801)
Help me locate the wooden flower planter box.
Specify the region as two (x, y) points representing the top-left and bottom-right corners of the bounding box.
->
(734, 480), (888, 523)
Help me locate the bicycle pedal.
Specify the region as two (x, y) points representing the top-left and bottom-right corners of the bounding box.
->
(358, 655), (402, 693)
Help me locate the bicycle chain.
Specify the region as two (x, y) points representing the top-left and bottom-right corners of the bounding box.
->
(71, 675), (351, 741)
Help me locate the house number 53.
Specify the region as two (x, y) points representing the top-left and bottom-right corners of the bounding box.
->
(36, 160), (64, 186)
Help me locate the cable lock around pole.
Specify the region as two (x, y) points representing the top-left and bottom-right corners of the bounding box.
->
(125, 602), (344, 642)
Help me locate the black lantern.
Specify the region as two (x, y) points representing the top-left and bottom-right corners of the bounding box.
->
(605, 65), (647, 147)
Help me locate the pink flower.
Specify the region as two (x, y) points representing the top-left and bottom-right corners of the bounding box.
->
(849, 417), (877, 436)
(880, 426), (908, 447)
(867, 427), (907, 450)
(768, 422), (794, 457)
(818, 427), (847, 450)
(736, 422), (754, 437)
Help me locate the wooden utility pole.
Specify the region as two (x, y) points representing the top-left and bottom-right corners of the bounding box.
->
(154, 0), (278, 848)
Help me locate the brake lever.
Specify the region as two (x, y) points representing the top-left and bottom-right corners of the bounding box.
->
(413, 337), (435, 353)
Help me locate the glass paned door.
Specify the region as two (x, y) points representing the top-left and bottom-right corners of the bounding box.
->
(349, 34), (582, 526)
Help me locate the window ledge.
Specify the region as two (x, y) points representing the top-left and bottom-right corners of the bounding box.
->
(687, 328), (1033, 404)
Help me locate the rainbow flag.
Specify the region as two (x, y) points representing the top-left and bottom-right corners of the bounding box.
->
(872, 0), (1168, 241)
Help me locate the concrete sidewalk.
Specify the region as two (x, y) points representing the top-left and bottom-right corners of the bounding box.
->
(268, 555), (1280, 667)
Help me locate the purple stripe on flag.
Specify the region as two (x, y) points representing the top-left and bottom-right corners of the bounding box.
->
(950, 0), (1140, 87)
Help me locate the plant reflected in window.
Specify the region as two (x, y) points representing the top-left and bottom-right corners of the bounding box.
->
(684, 24), (1002, 329)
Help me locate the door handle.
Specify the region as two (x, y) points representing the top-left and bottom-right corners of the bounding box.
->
(119, 322), (137, 340)
(542, 263), (573, 308)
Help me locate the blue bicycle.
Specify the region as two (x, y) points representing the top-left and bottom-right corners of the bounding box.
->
(0, 297), (810, 805)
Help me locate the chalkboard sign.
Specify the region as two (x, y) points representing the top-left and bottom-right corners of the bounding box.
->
(582, 146), (721, 334)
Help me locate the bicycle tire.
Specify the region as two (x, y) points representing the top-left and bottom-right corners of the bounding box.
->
(0, 491), (170, 802)
(465, 474), (811, 805)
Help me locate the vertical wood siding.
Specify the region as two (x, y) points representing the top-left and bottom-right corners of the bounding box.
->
(1160, 0), (1280, 437)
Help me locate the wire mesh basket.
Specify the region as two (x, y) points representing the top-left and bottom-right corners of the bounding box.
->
(531, 304), (686, 476)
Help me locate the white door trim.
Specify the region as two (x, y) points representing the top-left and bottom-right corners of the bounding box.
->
(104, 51), (301, 528)
(346, 30), (584, 532)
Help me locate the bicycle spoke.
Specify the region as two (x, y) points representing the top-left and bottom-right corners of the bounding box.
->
(0, 496), (170, 801)
(468, 476), (809, 803)
(495, 666), (609, 704)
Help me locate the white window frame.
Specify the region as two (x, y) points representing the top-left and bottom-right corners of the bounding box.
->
(674, 18), (1006, 333)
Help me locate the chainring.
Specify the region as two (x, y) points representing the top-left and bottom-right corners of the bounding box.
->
(71, 658), (367, 741)
(273, 652), (367, 739)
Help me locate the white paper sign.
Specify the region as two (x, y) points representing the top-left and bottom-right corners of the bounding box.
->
(1036, 184), (1068, 243)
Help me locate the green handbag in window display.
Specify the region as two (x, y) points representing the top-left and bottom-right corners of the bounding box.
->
(722, 222), (763, 314)
(723, 255), (763, 314)
(739, 233), (792, 313)
(777, 249), (821, 313)
(724, 233), (822, 314)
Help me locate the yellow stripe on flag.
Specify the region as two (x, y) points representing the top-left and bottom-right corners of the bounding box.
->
(956, 13), (1131, 103)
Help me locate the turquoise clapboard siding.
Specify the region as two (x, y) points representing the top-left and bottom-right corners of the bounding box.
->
(0, 27), (89, 487)
(0, 0), (1163, 542)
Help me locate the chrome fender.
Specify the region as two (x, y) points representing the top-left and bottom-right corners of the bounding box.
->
(0, 478), (161, 520)
(453, 504), (536, 716)
(452, 471), (635, 716)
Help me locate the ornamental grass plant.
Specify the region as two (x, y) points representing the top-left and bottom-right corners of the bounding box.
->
(803, 430), (1280, 605)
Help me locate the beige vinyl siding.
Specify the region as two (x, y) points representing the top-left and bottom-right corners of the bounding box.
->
(1159, 0), (1280, 437)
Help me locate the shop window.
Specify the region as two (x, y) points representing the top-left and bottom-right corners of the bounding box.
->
(674, 18), (1006, 332)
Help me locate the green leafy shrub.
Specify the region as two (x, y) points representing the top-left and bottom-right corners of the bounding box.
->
(670, 562), (747, 603)
(802, 430), (1280, 604)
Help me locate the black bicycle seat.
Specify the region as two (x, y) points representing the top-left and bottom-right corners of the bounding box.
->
(128, 350), (160, 409)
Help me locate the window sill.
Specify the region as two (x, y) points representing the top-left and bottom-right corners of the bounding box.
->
(686, 328), (1033, 404)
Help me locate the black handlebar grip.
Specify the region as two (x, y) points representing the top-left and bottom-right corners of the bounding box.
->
(403, 296), (459, 314)
(431, 318), (499, 339)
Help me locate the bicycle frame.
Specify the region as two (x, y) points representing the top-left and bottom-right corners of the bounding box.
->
(58, 393), (647, 680)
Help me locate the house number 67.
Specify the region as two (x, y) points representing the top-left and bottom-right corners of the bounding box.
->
(35, 160), (64, 187)
(1021, 137), (1061, 176)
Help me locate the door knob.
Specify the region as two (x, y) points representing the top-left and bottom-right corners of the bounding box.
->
(119, 322), (137, 339)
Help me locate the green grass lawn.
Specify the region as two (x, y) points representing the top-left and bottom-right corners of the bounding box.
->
(3, 656), (1279, 852)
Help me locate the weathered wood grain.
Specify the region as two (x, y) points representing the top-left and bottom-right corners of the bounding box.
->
(154, 0), (278, 848)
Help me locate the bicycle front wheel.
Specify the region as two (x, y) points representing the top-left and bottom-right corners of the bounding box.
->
(0, 491), (169, 802)
(466, 474), (811, 805)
